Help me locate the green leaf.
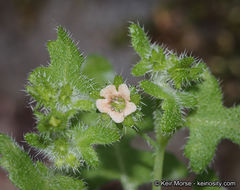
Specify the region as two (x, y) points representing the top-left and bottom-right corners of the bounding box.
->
(26, 68), (57, 108)
(176, 91), (197, 109)
(129, 23), (160, 77)
(73, 99), (95, 111)
(25, 120), (120, 170)
(123, 115), (135, 128)
(130, 91), (141, 106)
(184, 70), (240, 173)
(25, 27), (108, 170)
(0, 134), (85, 190)
(129, 23), (151, 58)
(27, 26), (97, 113)
(168, 57), (204, 89)
(113, 75), (123, 89)
(36, 110), (72, 132)
(82, 54), (115, 86)
(151, 46), (166, 71)
(133, 95), (157, 132)
(140, 80), (183, 133)
(47, 26), (84, 82)
(69, 122), (120, 168)
(70, 112), (100, 127)
(83, 137), (187, 190)
(140, 80), (169, 99)
(132, 60), (151, 76)
(24, 133), (51, 149)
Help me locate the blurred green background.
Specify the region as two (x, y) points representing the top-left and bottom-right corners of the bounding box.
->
(0, 0), (239, 189)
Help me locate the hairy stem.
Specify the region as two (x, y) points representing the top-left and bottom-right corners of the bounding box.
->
(152, 133), (169, 190)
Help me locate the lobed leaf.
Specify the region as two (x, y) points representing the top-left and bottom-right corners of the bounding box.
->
(70, 122), (121, 168)
(0, 134), (85, 190)
(25, 27), (118, 171)
(27, 26), (97, 114)
(184, 70), (240, 173)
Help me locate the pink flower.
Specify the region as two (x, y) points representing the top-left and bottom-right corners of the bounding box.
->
(96, 84), (137, 123)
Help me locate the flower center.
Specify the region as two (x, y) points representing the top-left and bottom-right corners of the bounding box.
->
(110, 96), (126, 112)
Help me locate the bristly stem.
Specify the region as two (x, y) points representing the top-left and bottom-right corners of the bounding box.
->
(152, 132), (169, 190)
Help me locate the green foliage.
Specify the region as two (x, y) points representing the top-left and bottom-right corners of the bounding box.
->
(83, 137), (187, 190)
(122, 115), (135, 128)
(82, 54), (115, 87)
(131, 45), (167, 77)
(140, 80), (196, 133)
(129, 24), (152, 77)
(70, 122), (120, 168)
(24, 133), (50, 149)
(0, 134), (85, 190)
(35, 110), (71, 132)
(25, 26), (121, 171)
(47, 27), (84, 78)
(132, 60), (151, 76)
(25, 119), (120, 170)
(1, 22), (240, 190)
(129, 22), (240, 181)
(168, 56), (203, 89)
(129, 23), (151, 58)
(113, 75), (124, 90)
(129, 23), (201, 134)
(141, 80), (183, 133)
(130, 88), (141, 106)
(184, 70), (240, 173)
(151, 46), (166, 71)
(27, 27), (97, 110)
(134, 96), (157, 132)
(129, 23), (204, 86)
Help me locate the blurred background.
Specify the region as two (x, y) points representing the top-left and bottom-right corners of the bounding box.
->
(0, 0), (240, 189)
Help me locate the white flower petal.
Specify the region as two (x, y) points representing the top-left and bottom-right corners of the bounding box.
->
(96, 99), (111, 113)
(118, 84), (130, 101)
(100, 85), (118, 99)
(123, 102), (137, 117)
(109, 111), (124, 123)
